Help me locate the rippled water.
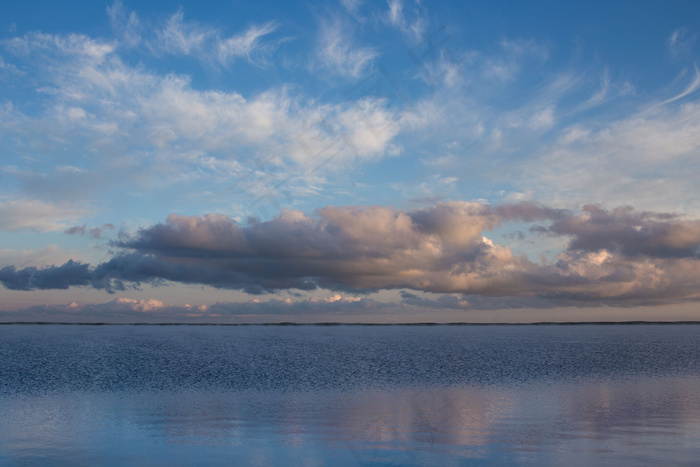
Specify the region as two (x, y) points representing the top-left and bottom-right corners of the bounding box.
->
(2, 324), (700, 465)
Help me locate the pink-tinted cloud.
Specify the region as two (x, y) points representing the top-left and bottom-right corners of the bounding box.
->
(2, 202), (700, 307)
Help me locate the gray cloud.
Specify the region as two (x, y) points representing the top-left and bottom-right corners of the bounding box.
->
(65, 223), (115, 239)
(540, 205), (700, 258)
(4, 202), (700, 306)
(0, 260), (93, 290)
(399, 291), (470, 309)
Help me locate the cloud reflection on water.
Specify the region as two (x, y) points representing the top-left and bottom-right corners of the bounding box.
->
(2, 376), (700, 465)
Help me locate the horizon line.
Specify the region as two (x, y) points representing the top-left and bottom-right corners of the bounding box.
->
(2, 321), (700, 326)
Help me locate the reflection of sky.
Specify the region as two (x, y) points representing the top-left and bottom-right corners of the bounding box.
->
(3, 325), (700, 464)
(3, 377), (700, 465)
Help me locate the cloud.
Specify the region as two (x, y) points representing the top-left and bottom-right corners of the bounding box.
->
(537, 205), (700, 258)
(0, 55), (22, 77)
(314, 17), (377, 78)
(6, 10), (681, 220)
(147, 9), (281, 67)
(0, 297), (176, 322)
(523, 89), (700, 213)
(156, 10), (212, 56)
(208, 295), (383, 316)
(667, 27), (697, 58)
(112, 297), (165, 312)
(391, 174), (460, 204)
(107, 3), (282, 66)
(0, 260), (94, 290)
(528, 105), (555, 130)
(0, 245), (89, 269)
(341, 0), (366, 22)
(107, 1), (141, 47)
(65, 223), (115, 239)
(0, 295), (392, 322)
(385, 0), (426, 42)
(1, 30), (401, 206)
(399, 290), (470, 309)
(663, 65), (700, 104)
(396, 40), (629, 178)
(480, 39), (548, 83)
(4, 202), (700, 306)
(0, 198), (86, 231)
(218, 22), (280, 66)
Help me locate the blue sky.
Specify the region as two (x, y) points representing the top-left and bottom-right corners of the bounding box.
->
(1, 0), (700, 322)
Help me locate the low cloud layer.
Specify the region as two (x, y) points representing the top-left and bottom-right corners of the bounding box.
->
(0, 294), (390, 323)
(2, 202), (700, 307)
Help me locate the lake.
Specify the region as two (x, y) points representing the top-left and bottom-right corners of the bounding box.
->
(1, 324), (700, 465)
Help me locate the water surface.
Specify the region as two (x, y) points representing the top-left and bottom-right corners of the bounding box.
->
(1, 324), (699, 465)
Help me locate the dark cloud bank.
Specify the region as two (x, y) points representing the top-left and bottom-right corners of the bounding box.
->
(3, 202), (700, 308)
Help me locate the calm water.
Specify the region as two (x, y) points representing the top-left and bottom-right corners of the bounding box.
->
(1, 324), (700, 465)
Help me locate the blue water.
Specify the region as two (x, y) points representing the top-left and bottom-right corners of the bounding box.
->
(1, 325), (700, 465)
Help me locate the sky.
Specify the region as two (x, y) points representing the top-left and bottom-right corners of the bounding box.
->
(1, 0), (700, 323)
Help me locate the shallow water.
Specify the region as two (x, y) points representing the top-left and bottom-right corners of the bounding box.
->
(1, 325), (700, 465)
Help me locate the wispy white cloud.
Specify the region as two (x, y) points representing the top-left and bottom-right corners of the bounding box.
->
(565, 70), (635, 115)
(1, 30), (401, 209)
(479, 39), (548, 83)
(662, 64), (700, 104)
(391, 174), (459, 204)
(107, 3), (281, 67)
(4, 31), (116, 62)
(667, 27), (697, 58)
(341, 0), (365, 21)
(0, 55), (23, 77)
(528, 105), (555, 130)
(314, 17), (377, 78)
(385, 0), (426, 43)
(218, 22), (280, 66)
(107, 1), (142, 47)
(156, 10), (212, 56)
(523, 94), (700, 213)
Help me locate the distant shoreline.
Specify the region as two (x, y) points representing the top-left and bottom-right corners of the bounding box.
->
(2, 321), (700, 326)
